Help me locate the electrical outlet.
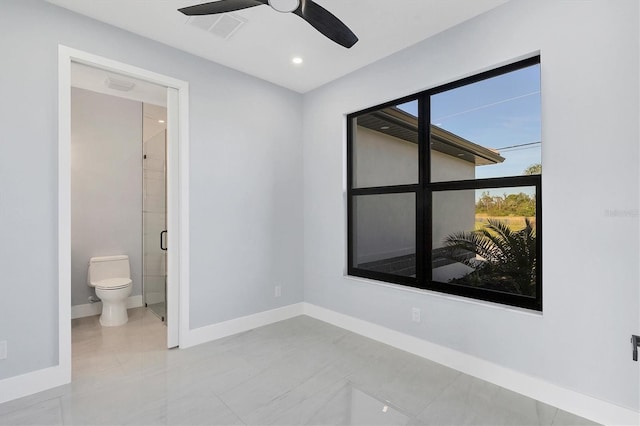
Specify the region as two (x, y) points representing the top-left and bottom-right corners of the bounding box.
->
(411, 308), (421, 323)
(275, 285), (282, 298)
(0, 341), (7, 360)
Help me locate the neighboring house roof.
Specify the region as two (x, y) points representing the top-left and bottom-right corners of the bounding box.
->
(357, 106), (505, 166)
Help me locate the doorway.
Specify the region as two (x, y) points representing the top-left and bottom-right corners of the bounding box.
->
(58, 46), (190, 382)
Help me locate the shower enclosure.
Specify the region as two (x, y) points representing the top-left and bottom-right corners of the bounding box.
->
(143, 127), (167, 321)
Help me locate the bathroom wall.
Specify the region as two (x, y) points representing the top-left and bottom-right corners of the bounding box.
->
(70, 87), (143, 307)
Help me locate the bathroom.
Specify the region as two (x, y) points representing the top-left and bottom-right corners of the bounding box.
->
(70, 63), (169, 353)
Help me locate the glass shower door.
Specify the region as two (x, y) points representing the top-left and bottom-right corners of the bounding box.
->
(143, 129), (167, 321)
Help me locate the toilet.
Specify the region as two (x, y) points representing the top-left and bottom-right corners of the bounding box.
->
(88, 255), (133, 327)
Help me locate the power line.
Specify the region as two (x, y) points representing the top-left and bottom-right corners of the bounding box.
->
(495, 141), (541, 151)
(432, 91), (540, 123)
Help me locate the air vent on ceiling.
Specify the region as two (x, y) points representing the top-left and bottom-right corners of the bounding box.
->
(104, 76), (135, 92)
(187, 14), (219, 31)
(187, 13), (246, 40)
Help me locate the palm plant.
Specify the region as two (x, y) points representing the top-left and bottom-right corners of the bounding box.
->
(443, 218), (536, 296)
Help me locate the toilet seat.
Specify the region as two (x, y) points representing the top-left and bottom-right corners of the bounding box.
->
(92, 277), (132, 290)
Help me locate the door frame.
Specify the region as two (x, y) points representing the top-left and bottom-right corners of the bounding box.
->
(58, 45), (190, 380)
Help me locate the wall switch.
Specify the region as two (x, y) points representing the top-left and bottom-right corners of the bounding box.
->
(0, 341), (7, 360)
(411, 308), (421, 323)
(275, 285), (282, 298)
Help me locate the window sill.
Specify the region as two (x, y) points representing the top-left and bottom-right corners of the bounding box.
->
(342, 274), (543, 318)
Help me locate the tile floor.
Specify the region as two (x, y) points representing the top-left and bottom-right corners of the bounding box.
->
(0, 308), (597, 425)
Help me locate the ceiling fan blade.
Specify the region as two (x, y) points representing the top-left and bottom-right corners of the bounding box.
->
(178, 0), (268, 16)
(293, 0), (358, 48)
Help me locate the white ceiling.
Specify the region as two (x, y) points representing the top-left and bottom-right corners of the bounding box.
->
(48, 0), (508, 93)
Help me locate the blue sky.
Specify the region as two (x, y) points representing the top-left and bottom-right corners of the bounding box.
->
(399, 64), (540, 178)
(398, 64), (540, 199)
(433, 64), (541, 179)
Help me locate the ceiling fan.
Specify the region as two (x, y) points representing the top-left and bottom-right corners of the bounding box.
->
(179, 0), (359, 48)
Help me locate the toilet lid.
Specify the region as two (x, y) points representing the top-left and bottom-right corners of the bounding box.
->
(91, 277), (132, 290)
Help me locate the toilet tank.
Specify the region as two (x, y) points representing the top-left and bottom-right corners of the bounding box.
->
(88, 255), (131, 283)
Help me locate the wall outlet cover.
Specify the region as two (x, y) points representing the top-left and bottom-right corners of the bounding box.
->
(411, 308), (421, 323)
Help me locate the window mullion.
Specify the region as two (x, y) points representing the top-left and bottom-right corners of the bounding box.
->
(418, 93), (431, 287)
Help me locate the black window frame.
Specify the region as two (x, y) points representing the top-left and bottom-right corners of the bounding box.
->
(347, 56), (542, 311)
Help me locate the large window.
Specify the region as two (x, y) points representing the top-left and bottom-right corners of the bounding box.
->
(347, 57), (542, 311)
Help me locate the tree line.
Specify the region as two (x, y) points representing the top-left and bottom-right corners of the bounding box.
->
(476, 191), (536, 217)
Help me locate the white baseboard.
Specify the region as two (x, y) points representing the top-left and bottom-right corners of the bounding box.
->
(71, 295), (144, 319)
(0, 365), (68, 405)
(302, 303), (639, 426)
(180, 303), (305, 349)
(4, 301), (637, 425)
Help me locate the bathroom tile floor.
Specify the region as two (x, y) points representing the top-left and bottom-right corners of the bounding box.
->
(0, 309), (597, 425)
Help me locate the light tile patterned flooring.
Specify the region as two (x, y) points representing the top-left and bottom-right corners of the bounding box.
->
(0, 308), (597, 425)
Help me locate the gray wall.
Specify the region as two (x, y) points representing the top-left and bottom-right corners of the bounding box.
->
(0, 0), (303, 380)
(354, 127), (419, 188)
(303, 0), (639, 411)
(71, 88), (143, 306)
(430, 151), (475, 250)
(353, 127), (474, 262)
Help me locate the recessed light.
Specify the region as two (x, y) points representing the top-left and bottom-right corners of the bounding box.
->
(380, 126), (390, 130)
(292, 57), (303, 65)
(158, 120), (165, 124)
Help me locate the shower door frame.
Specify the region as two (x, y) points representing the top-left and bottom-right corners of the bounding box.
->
(58, 46), (190, 383)
(143, 125), (168, 322)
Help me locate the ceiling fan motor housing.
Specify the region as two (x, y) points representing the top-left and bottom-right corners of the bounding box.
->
(268, 0), (300, 13)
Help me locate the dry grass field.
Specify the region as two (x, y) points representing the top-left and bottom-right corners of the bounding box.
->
(474, 214), (536, 232)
